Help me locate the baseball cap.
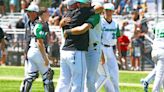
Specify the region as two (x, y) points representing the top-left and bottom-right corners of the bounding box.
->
(63, 0), (76, 6)
(76, 0), (90, 4)
(103, 3), (114, 11)
(26, 4), (39, 12)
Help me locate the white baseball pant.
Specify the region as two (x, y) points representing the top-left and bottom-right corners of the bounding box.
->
(85, 43), (101, 92)
(152, 48), (164, 92)
(96, 63), (115, 92)
(55, 50), (86, 92)
(101, 46), (119, 92)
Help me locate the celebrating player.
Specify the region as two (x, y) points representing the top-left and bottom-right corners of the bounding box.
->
(55, 0), (103, 92)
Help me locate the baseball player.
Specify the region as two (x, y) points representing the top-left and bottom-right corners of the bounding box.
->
(61, 1), (103, 91)
(62, 14), (102, 92)
(152, 21), (164, 92)
(20, 5), (54, 92)
(55, 0), (102, 92)
(0, 27), (6, 66)
(97, 3), (120, 92)
(84, 1), (103, 92)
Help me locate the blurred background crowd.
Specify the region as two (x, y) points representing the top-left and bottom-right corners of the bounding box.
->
(0, 0), (164, 71)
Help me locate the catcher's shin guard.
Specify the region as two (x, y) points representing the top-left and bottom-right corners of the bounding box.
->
(20, 78), (33, 92)
(44, 81), (55, 92)
(43, 68), (54, 92)
(20, 72), (39, 92)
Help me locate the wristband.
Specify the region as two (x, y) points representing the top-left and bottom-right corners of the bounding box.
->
(65, 29), (72, 36)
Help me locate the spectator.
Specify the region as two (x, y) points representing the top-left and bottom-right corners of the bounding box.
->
(131, 28), (143, 71)
(48, 2), (56, 16)
(0, 27), (7, 66)
(138, 8), (149, 70)
(139, 8), (148, 34)
(59, 1), (68, 16)
(48, 31), (60, 66)
(131, 0), (141, 10)
(52, 0), (60, 8)
(118, 24), (130, 69)
(122, 0), (132, 15)
(49, 14), (61, 26)
(48, 3), (62, 26)
(129, 9), (140, 70)
(9, 0), (18, 13)
(16, 18), (25, 28)
(116, 0), (130, 15)
(20, 0), (27, 13)
(25, 0), (31, 6)
(0, 0), (5, 16)
(140, 0), (147, 12)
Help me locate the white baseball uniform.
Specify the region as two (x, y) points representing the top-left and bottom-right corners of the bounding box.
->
(100, 16), (120, 92)
(85, 19), (102, 92)
(152, 21), (164, 92)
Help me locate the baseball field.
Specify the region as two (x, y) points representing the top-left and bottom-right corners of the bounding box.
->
(0, 66), (153, 92)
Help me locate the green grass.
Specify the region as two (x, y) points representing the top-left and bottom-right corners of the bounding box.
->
(119, 71), (148, 83)
(120, 86), (152, 92)
(0, 66), (153, 92)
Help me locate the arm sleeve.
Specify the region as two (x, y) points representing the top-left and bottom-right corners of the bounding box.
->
(85, 14), (100, 28)
(34, 23), (47, 39)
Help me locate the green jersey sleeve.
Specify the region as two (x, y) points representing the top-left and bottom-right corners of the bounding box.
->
(116, 24), (120, 38)
(34, 23), (47, 39)
(85, 14), (100, 28)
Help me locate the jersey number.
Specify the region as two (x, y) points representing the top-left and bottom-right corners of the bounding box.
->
(112, 33), (116, 39)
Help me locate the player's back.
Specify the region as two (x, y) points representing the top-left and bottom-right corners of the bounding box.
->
(63, 7), (94, 30)
(62, 7), (95, 51)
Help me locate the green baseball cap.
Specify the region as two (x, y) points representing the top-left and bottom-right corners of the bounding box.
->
(76, 0), (89, 4)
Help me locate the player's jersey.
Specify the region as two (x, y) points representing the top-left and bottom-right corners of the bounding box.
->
(101, 17), (120, 46)
(89, 16), (101, 46)
(153, 21), (164, 49)
(29, 23), (47, 48)
(62, 7), (95, 51)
